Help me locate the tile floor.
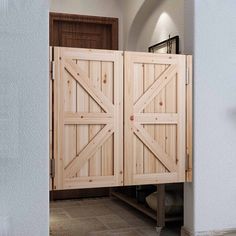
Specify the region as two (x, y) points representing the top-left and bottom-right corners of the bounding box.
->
(50, 197), (180, 236)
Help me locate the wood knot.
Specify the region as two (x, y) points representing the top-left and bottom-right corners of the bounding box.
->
(89, 179), (92, 182)
(130, 115), (134, 121)
(103, 79), (107, 84)
(159, 102), (163, 106)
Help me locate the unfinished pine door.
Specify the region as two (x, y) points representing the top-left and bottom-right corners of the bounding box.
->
(53, 47), (123, 190)
(124, 52), (186, 185)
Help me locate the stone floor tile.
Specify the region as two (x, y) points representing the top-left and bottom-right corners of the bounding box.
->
(135, 226), (159, 236)
(123, 216), (154, 228)
(50, 211), (71, 223)
(66, 204), (112, 218)
(50, 198), (181, 236)
(50, 200), (81, 208)
(69, 218), (108, 236)
(97, 214), (131, 229)
(79, 197), (112, 206)
(89, 228), (143, 236)
(51, 218), (107, 236)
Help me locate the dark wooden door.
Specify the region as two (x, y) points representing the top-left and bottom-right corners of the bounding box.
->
(50, 13), (118, 50)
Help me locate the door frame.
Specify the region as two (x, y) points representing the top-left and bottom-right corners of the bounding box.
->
(49, 12), (119, 49)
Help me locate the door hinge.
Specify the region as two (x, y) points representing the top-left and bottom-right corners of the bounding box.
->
(50, 61), (55, 80)
(186, 66), (189, 85)
(50, 158), (55, 178)
(185, 153), (190, 171)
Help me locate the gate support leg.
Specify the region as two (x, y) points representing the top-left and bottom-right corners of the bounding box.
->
(156, 184), (165, 235)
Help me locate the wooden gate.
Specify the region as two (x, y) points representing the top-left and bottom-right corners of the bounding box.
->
(53, 47), (123, 190)
(124, 52), (187, 185)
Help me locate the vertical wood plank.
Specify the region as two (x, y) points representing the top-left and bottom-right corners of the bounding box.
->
(89, 61), (102, 176)
(143, 64), (156, 174)
(64, 125), (76, 176)
(186, 55), (193, 182)
(165, 73), (177, 170)
(113, 52), (124, 185)
(124, 52), (134, 185)
(76, 60), (89, 177)
(101, 61), (114, 176)
(154, 64), (167, 173)
(53, 47), (63, 189)
(63, 59), (77, 177)
(64, 64), (77, 112)
(49, 47), (53, 191)
(177, 56), (186, 181)
(133, 63), (144, 175)
(57, 47), (65, 189)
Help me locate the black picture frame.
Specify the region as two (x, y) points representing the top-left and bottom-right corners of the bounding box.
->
(148, 36), (179, 54)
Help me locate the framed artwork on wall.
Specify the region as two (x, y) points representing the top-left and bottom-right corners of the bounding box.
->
(149, 35), (179, 54)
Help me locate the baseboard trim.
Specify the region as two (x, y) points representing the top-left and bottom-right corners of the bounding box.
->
(181, 227), (236, 236)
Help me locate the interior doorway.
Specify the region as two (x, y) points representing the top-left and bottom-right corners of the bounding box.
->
(50, 12), (118, 49)
(49, 12), (190, 236)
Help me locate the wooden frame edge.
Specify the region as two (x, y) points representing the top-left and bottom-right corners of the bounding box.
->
(186, 55), (193, 182)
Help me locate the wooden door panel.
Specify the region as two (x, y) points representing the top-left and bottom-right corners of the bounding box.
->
(50, 13), (118, 50)
(60, 22), (112, 49)
(54, 47), (123, 190)
(124, 52), (186, 186)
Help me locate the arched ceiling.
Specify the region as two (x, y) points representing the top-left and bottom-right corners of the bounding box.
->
(127, 0), (165, 50)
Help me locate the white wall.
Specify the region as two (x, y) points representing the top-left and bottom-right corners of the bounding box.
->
(50, 0), (124, 49)
(122, 0), (184, 52)
(137, 0), (184, 52)
(121, 0), (145, 50)
(194, 0), (236, 231)
(183, 0), (195, 232)
(184, 0), (236, 233)
(0, 1), (49, 235)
